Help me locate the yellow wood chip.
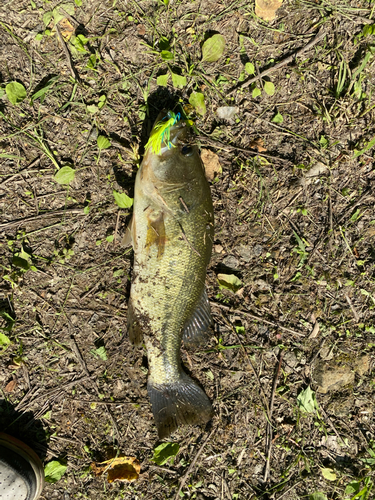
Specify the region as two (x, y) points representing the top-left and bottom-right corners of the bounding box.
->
(255, 0), (283, 21)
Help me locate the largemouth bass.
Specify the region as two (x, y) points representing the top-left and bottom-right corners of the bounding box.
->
(126, 111), (214, 439)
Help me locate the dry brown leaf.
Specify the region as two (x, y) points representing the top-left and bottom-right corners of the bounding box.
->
(91, 456), (140, 483)
(59, 18), (74, 41)
(255, 0), (283, 21)
(137, 25), (146, 36)
(249, 138), (266, 152)
(201, 149), (222, 181)
(5, 379), (17, 393)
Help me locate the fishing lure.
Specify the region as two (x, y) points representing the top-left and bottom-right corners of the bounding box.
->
(145, 111), (182, 155)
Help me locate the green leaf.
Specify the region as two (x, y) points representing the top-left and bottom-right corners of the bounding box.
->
(94, 346), (107, 361)
(86, 54), (96, 70)
(157, 73), (169, 87)
(75, 0), (82, 5)
(71, 33), (89, 53)
(31, 76), (59, 104)
(202, 34), (226, 63)
(0, 332), (11, 349)
(98, 95), (106, 109)
(320, 468), (337, 481)
(344, 481), (360, 496)
(354, 135), (375, 157)
(35, 33), (44, 41)
(12, 256), (30, 270)
(6, 82), (27, 105)
(87, 104), (98, 114)
(297, 386), (318, 413)
(217, 274), (242, 292)
(43, 11), (53, 26)
(52, 3), (75, 24)
(189, 92), (206, 116)
(160, 50), (174, 61)
(272, 111), (283, 124)
(0, 312), (15, 332)
(264, 81), (275, 96)
(309, 493), (328, 500)
(44, 460), (67, 483)
(252, 87), (261, 98)
(113, 190), (133, 209)
(97, 135), (111, 150)
(245, 62), (255, 75)
(151, 442), (179, 466)
(54, 166), (75, 185)
(171, 72), (187, 88)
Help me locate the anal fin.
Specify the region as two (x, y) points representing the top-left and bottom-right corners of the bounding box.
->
(182, 288), (213, 345)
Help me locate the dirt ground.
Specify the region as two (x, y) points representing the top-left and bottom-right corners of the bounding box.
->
(0, 0), (375, 499)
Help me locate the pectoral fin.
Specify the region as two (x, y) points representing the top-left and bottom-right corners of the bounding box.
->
(145, 210), (166, 258)
(122, 215), (136, 249)
(182, 288), (213, 345)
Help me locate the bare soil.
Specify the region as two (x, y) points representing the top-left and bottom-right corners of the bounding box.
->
(0, 1), (374, 499)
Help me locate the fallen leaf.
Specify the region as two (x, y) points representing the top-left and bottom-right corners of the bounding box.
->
(216, 106), (239, 120)
(91, 456), (140, 483)
(137, 25), (146, 36)
(59, 18), (74, 40)
(5, 379), (17, 392)
(255, 0), (283, 21)
(217, 274), (242, 292)
(249, 138), (266, 152)
(201, 149), (222, 181)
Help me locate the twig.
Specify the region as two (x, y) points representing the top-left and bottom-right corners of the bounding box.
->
(0, 158), (41, 187)
(55, 23), (80, 81)
(345, 294), (360, 322)
(211, 301), (305, 337)
(229, 28), (327, 95)
(174, 428), (215, 500)
(198, 136), (292, 164)
(264, 352), (283, 482)
(0, 208), (85, 230)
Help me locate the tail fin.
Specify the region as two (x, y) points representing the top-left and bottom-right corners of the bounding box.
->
(148, 372), (213, 439)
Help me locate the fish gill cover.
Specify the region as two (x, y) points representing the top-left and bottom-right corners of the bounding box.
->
(145, 111), (182, 155)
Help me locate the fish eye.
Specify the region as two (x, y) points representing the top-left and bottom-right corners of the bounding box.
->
(181, 145), (193, 157)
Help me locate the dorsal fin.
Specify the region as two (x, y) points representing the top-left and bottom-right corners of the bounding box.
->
(182, 288), (212, 345)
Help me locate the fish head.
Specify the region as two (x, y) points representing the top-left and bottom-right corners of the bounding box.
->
(142, 110), (203, 185)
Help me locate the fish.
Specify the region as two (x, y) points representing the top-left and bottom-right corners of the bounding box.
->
(125, 110), (214, 439)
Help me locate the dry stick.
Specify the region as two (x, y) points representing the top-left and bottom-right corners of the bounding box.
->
(263, 352), (284, 483)
(0, 208), (85, 230)
(211, 301), (304, 338)
(198, 136), (292, 164)
(174, 428), (215, 500)
(345, 294), (360, 322)
(55, 23), (80, 81)
(229, 28), (327, 95)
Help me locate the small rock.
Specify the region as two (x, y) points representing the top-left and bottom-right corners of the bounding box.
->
(313, 360), (354, 394)
(215, 244), (224, 254)
(313, 354), (370, 394)
(222, 255), (240, 270)
(353, 355), (370, 376)
(236, 245), (252, 262)
(253, 244), (263, 257)
(283, 351), (298, 374)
